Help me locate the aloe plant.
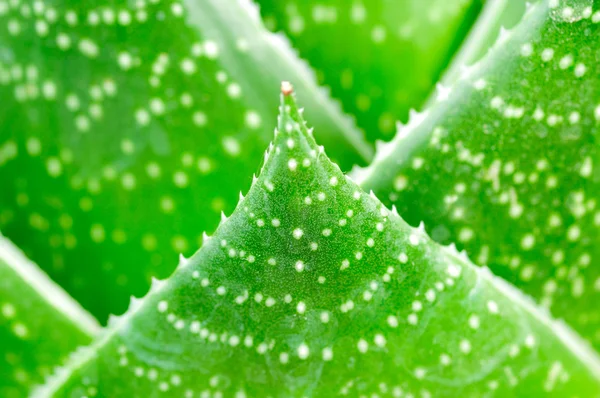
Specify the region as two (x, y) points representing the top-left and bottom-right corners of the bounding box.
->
(0, 0), (371, 322)
(0, 232), (98, 397)
(33, 87), (600, 397)
(1, 0), (600, 396)
(354, 0), (600, 349)
(257, 0), (484, 140)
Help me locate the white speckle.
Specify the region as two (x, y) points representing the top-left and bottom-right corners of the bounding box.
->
(322, 347), (333, 361)
(118, 52), (133, 70)
(245, 111), (261, 129)
(46, 157), (62, 177)
(387, 315), (398, 328)
(295, 260), (305, 272)
(227, 82), (242, 98)
(525, 334), (536, 348)
(414, 367), (427, 379)
(374, 334), (386, 347)
(574, 62), (585, 77)
(193, 111), (207, 127)
(580, 157), (593, 178)
(293, 228), (304, 239)
(171, 2), (184, 16)
(297, 343), (309, 359)
(447, 264), (461, 278)
(468, 314), (480, 329)
(408, 234), (419, 246)
(473, 78), (487, 90)
(559, 54), (573, 69)
(407, 313), (418, 325)
(157, 301), (168, 313)
(487, 300), (499, 314)
(459, 339), (471, 354)
(78, 38), (99, 58)
(204, 40), (219, 58)
(180, 58), (196, 75)
(521, 233), (535, 250)
(357, 339), (368, 353)
(340, 259), (350, 270)
(541, 48), (554, 62)
(296, 301), (306, 314)
(412, 301), (423, 312)
(520, 43), (533, 57)
(425, 289), (436, 302)
(223, 137), (241, 157)
(279, 352), (289, 364)
(288, 158), (298, 171)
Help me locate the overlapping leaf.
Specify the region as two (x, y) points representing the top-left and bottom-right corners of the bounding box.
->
(355, 0), (600, 348)
(0, 0), (372, 321)
(0, 232), (98, 397)
(256, 0), (483, 141)
(34, 87), (600, 397)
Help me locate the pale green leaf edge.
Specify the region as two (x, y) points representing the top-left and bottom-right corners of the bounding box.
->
(438, 0), (526, 88)
(0, 232), (100, 337)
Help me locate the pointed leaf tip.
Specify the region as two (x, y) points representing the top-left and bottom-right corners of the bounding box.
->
(280, 81), (293, 95)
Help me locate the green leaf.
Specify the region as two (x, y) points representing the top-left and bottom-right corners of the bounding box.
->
(439, 0), (527, 87)
(0, 0), (372, 322)
(355, 0), (600, 348)
(35, 85), (600, 397)
(0, 232), (98, 397)
(256, 0), (484, 141)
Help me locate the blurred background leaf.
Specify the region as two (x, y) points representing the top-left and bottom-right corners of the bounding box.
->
(0, 232), (98, 398)
(257, 0), (484, 141)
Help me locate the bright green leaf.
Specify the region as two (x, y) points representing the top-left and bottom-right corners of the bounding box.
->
(440, 0), (527, 87)
(355, 0), (600, 348)
(35, 85), (600, 397)
(0, 232), (98, 397)
(0, 0), (372, 322)
(256, 0), (484, 140)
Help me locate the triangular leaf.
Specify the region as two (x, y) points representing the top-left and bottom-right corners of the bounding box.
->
(355, 0), (600, 347)
(256, 0), (484, 140)
(36, 85), (600, 397)
(0, 0), (372, 322)
(0, 232), (98, 397)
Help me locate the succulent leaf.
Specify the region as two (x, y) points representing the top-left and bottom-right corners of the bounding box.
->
(0, 232), (98, 397)
(35, 85), (600, 397)
(356, 0), (600, 348)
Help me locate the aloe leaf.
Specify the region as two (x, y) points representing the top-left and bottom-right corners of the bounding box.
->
(0, 0), (372, 322)
(34, 85), (600, 397)
(355, 0), (600, 347)
(0, 232), (98, 397)
(439, 0), (527, 87)
(256, 0), (484, 141)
